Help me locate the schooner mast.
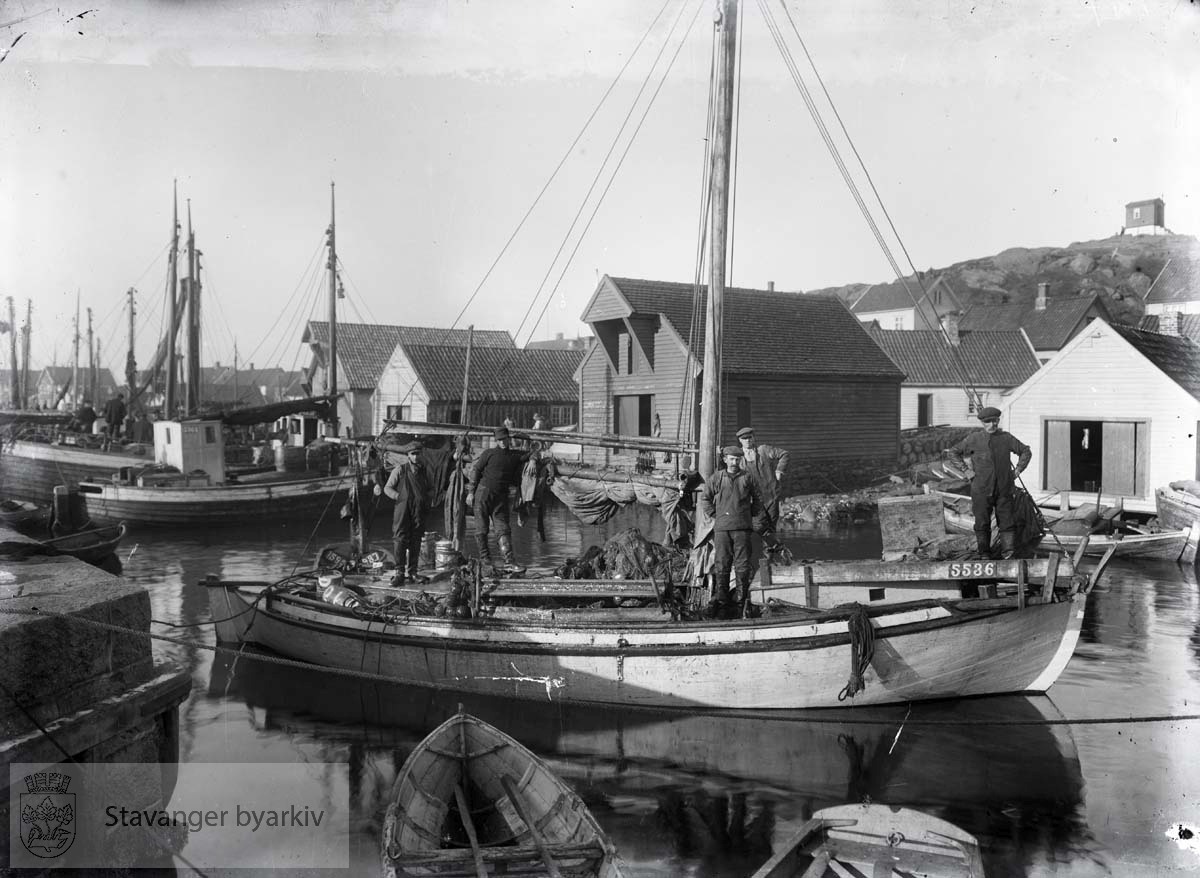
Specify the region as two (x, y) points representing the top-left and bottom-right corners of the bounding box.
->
(165, 182), (180, 417)
(327, 182), (339, 438)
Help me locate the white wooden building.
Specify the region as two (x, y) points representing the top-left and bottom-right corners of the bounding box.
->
(1001, 320), (1200, 513)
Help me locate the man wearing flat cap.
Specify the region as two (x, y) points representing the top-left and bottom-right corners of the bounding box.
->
(700, 445), (767, 619)
(735, 426), (789, 533)
(467, 426), (530, 572)
(946, 406), (1031, 559)
(384, 441), (433, 584)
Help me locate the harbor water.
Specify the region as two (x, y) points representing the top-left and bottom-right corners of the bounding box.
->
(115, 500), (1199, 876)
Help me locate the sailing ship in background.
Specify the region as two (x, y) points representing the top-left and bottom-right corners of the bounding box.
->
(1, 183), (367, 528)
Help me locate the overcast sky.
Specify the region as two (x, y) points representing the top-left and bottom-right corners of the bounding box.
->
(2, 0), (1196, 377)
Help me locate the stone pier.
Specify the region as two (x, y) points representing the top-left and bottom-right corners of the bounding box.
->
(0, 525), (191, 869)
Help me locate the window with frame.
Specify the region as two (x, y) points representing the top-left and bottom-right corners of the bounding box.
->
(893, 316), (905, 329)
(387, 405), (412, 421)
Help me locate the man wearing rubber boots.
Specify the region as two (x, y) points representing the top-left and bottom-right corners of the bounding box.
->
(700, 445), (767, 619)
(384, 442), (433, 584)
(946, 406), (1031, 559)
(467, 426), (528, 573)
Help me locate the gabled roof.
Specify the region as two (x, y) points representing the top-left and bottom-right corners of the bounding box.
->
(404, 345), (581, 403)
(1109, 323), (1200, 402)
(960, 295), (1110, 350)
(866, 327), (1039, 387)
(1144, 256), (1200, 306)
(304, 321), (515, 389)
(36, 366), (118, 389)
(600, 277), (904, 378)
(849, 274), (961, 322)
(1137, 312), (1200, 341)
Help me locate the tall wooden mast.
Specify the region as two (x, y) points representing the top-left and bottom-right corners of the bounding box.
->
(87, 307), (95, 402)
(20, 300), (30, 408)
(698, 0), (738, 478)
(6, 297), (16, 408)
(126, 287), (137, 402)
(71, 293), (80, 409)
(165, 181), (180, 416)
(327, 182), (339, 438)
(185, 200), (201, 414)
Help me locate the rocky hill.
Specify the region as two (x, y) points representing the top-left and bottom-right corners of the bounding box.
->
(811, 233), (1200, 325)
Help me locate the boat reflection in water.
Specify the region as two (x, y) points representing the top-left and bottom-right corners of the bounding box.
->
(208, 650), (1093, 877)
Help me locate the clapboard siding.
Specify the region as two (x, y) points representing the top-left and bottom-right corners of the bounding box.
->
(1004, 323), (1200, 498)
(375, 351), (429, 434)
(897, 386), (1009, 429)
(581, 278), (633, 322)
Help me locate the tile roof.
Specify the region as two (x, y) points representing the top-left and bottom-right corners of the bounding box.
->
(1137, 312), (1200, 341)
(960, 295), (1110, 350)
(867, 327), (1040, 386)
(605, 277), (904, 378)
(404, 345), (582, 403)
(305, 321), (514, 389)
(1110, 323), (1200, 402)
(849, 274), (960, 322)
(1144, 256), (1200, 306)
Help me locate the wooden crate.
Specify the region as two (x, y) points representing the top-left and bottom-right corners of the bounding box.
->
(877, 493), (946, 553)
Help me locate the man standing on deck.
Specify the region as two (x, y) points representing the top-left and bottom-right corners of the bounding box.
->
(104, 392), (127, 441)
(736, 426), (789, 532)
(467, 426), (528, 573)
(946, 406), (1031, 559)
(700, 445), (767, 619)
(384, 442), (433, 585)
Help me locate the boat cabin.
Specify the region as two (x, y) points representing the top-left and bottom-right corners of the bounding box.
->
(274, 413), (323, 448)
(154, 418), (226, 484)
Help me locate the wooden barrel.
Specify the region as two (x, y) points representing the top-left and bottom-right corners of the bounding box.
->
(275, 446), (307, 473)
(435, 540), (457, 570)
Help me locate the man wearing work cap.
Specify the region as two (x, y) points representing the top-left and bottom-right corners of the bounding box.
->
(946, 406), (1031, 559)
(700, 445), (767, 619)
(384, 442), (433, 584)
(735, 426), (789, 533)
(467, 426), (530, 572)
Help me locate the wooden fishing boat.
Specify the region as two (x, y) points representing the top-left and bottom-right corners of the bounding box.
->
(0, 438), (147, 506)
(204, 546), (1111, 710)
(1156, 484), (1200, 564)
(943, 502), (1200, 564)
(752, 804), (984, 878)
(0, 497), (45, 530)
(39, 522), (127, 564)
(380, 711), (623, 878)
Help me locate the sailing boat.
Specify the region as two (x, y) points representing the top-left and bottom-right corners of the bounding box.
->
(64, 184), (366, 528)
(203, 1), (1115, 709)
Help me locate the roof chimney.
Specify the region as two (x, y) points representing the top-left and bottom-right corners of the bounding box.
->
(1035, 283), (1049, 311)
(944, 311), (961, 347)
(1161, 310), (1183, 337)
(767, 281), (775, 292)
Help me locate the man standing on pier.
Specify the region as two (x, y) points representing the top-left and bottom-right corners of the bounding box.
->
(467, 426), (527, 573)
(946, 406), (1031, 559)
(736, 426), (789, 532)
(700, 445), (767, 619)
(385, 442), (433, 584)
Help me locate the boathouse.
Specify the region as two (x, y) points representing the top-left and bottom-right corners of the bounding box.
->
(958, 285), (1112, 363)
(303, 321), (514, 436)
(1001, 320), (1200, 512)
(375, 344), (582, 435)
(849, 273), (963, 330)
(867, 319), (1039, 428)
(576, 276), (905, 493)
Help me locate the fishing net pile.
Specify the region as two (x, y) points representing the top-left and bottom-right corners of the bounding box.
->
(553, 527), (689, 584)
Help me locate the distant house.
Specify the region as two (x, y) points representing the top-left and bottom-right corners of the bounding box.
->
(34, 367), (118, 410)
(376, 345), (582, 435)
(959, 284), (1112, 363)
(867, 318), (1040, 429)
(525, 333), (593, 352)
(577, 276), (906, 492)
(1137, 311), (1200, 343)
(1123, 198), (1167, 236)
(850, 274), (963, 331)
(0, 369), (40, 409)
(303, 321), (515, 436)
(1001, 320), (1200, 512)
(1142, 254), (1200, 317)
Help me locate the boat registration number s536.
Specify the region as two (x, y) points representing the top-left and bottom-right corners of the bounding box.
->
(948, 561), (996, 577)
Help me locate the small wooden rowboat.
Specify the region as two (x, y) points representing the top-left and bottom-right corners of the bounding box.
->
(39, 522), (127, 564)
(381, 711), (623, 878)
(1157, 485), (1200, 564)
(752, 803), (984, 878)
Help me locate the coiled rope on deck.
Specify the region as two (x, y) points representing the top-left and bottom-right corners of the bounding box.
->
(838, 603), (875, 701)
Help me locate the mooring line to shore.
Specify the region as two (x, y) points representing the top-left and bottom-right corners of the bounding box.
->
(3, 604), (1200, 727)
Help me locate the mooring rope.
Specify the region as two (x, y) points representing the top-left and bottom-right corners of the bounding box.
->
(837, 603), (875, 702)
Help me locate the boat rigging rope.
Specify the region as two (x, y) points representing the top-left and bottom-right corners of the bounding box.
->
(1, 604), (1196, 727)
(837, 603), (875, 701)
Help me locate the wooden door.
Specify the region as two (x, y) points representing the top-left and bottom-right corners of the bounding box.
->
(1044, 420), (1071, 491)
(918, 394), (932, 428)
(614, 395), (639, 435)
(1101, 421), (1136, 495)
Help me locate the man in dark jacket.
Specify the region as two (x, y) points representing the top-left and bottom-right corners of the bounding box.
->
(384, 442), (433, 584)
(104, 393), (127, 440)
(467, 426), (527, 572)
(72, 399), (97, 434)
(700, 445), (767, 618)
(946, 406), (1032, 558)
(736, 426), (789, 531)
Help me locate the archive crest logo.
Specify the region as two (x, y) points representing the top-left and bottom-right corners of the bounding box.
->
(19, 771), (76, 858)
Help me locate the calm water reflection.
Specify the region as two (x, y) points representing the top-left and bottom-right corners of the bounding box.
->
(115, 501), (1200, 876)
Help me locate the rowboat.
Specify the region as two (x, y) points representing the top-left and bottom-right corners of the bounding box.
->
(943, 501), (1200, 564)
(1156, 484), (1200, 564)
(381, 711), (623, 878)
(0, 497), (44, 530)
(39, 522), (127, 565)
(203, 547), (1110, 710)
(752, 804), (984, 878)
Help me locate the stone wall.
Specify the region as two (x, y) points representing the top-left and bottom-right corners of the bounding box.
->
(897, 425), (976, 472)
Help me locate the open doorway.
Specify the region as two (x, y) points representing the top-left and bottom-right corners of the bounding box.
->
(1044, 419), (1147, 496)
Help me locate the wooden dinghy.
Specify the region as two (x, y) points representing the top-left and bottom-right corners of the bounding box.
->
(1156, 485), (1200, 564)
(40, 521), (127, 564)
(752, 803), (984, 878)
(203, 546), (1113, 710)
(381, 711), (623, 878)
